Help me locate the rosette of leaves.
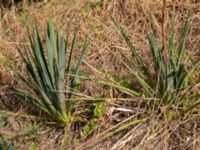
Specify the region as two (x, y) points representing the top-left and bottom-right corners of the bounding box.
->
(13, 17), (88, 126)
(109, 8), (200, 115)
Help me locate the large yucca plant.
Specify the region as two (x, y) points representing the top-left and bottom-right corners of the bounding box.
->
(108, 8), (200, 113)
(13, 17), (88, 125)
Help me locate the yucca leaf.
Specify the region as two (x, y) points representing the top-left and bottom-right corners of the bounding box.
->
(118, 49), (146, 79)
(94, 80), (140, 96)
(55, 20), (61, 64)
(168, 6), (176, 68)
(66, 15), (75, 45)
(16, 47), (36, 82)
(71, 38), (89, 89)
(57, 38), (67, 117)
(34, 25), (53, 89)
(176, 14), (191, 67)
(66, 25), (79, 75)
(46, 18), (55, 86)
(149, 14), (158, 37)
(112, 17), (149, 77)
(120, 57), (154, 96)
(11, 88), (44, 110)
(148, 34), (160, 72)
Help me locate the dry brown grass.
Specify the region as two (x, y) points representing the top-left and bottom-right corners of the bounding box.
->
(0, 0), (200, 149)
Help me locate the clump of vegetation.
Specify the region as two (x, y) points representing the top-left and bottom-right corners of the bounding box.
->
(78, 8), (200, 149)
(110, 8), (200, 120)
(13, 17), (89, 126)
(11, 17), (107, 147)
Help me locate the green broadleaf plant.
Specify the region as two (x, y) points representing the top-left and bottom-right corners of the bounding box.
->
(13, 17), (89, 126)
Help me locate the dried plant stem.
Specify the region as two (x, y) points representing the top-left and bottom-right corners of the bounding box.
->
(162, 0), (167, 54)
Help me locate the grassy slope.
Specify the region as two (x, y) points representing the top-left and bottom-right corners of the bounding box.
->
(0, 0), (200, 149)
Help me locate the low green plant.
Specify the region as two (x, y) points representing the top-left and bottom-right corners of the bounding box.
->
(0, 134), (15, 150)
(81, 100), (106, 138)
(81, 0), (108, 15)
(108, 9), (200, 116)
(13, 17), (88, 126)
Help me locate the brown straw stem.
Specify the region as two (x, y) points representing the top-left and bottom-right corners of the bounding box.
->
(162, 0), (167, 54)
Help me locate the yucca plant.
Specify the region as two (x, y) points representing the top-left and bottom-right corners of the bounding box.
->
(13, 17), (88, 126)
(108, 8), (200, 113)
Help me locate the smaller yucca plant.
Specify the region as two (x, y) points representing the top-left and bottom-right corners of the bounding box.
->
(13, 17), (88, 125)
(110, 8), (200, 113)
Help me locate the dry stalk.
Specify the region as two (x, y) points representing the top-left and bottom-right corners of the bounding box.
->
(162, 0), (167, 54)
